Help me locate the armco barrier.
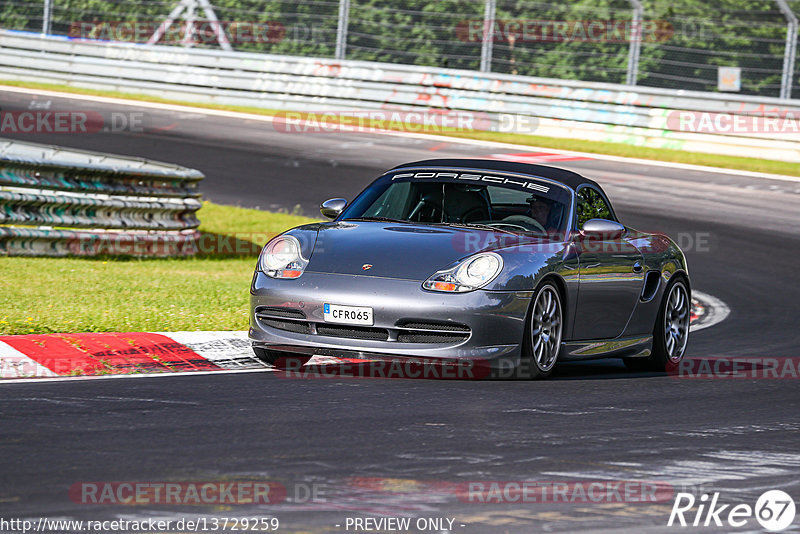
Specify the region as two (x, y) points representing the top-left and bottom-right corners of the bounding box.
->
(0, 30), (798, 162)
(0, 138), (203, 257)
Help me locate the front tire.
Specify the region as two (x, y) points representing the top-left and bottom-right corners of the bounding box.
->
(518, 281), (563, 379)
(624, 277), (690, 372)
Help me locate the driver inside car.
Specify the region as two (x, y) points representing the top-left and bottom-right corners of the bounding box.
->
(528, 197), (552, 229)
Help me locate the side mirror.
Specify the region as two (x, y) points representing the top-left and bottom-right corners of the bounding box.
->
(581, 218), (625, 239)
(320, 198), (347, 219)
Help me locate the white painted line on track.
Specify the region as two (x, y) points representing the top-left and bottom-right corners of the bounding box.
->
(0, 367), (275, 385)
(2, 84), (799, 185)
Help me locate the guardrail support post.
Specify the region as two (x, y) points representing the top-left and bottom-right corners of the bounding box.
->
(42, 0), (52, 35)
(335, 0), (350, 60)
(776, 0), (798, 99)
(479, 0), (496, 72)
(626, 0), (643, 86)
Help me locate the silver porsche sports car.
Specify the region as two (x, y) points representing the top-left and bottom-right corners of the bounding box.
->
(249, 159), (690, 378)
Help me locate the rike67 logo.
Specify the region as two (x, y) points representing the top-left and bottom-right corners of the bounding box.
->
(668, 490), (796, 531)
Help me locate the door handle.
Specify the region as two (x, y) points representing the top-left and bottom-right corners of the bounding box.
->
(632, 261), (643, 273)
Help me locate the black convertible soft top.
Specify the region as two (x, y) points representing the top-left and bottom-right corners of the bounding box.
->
(390, 158), (600, 191)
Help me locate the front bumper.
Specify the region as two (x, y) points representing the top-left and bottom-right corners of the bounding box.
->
(249, 271), (533, 369)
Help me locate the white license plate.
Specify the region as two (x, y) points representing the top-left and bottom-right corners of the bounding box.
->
(323, 304), (374, 325)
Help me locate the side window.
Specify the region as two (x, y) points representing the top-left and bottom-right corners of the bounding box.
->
(576, 187), (612, 228)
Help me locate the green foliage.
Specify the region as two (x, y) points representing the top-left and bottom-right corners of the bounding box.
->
(639, 0), (789, 94)
(0, 0), (793, 96)
(576, 187), (612, 228)
(347, 0), (483, 69)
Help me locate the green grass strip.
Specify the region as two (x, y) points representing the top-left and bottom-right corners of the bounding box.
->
(0, 202), (317, 335)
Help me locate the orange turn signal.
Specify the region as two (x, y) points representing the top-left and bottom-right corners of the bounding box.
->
(433, 281), (457, 292)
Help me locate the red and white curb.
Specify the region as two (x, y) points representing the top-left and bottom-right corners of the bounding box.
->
(690, 290), (730, 332)
(0, 292), (729, 382)
(0, 331), (271, 381)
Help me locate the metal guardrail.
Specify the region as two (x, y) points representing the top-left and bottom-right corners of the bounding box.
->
(0, 29), (798, 162)
(7, 0), (799, 98)
(0, 138), (203, 257)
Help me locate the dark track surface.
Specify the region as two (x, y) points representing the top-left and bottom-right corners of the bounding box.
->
(1, 89), (799, 533)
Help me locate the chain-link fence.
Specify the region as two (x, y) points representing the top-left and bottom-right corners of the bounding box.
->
(347, 0), (483, 71)
(0, 0), (798, 99)
(640, 0), (792, 97)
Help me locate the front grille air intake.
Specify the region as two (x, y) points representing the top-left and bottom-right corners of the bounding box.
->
(316, 324), (390, 341)
(256, 307), (307, 320)
(255, 307), (310, 334)
(395, 320), (471, 344)
(256, 309), (471, 344)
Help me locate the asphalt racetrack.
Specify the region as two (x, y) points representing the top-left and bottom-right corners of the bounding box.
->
(1, 88), (799, 533)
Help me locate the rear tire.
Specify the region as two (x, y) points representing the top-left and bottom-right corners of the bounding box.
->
(623, 277), (690, 372)
(517, 281), (563, 379)
(253, 347), (310, 369)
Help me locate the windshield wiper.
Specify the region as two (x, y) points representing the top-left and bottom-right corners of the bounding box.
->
(432, 222), (519, 235)
(346, 218), (521, 235)
(344, 216), (411, 224)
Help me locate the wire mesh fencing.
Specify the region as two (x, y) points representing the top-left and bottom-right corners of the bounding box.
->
(0, 0), (797, 98)
(639, 0), (791, 97)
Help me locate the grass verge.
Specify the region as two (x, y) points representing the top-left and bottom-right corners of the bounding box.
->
(0, 202), (317, 335)
(2, 80), (798, 178)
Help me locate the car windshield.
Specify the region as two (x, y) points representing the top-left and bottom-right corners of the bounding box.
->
(340, 174), (573, 240)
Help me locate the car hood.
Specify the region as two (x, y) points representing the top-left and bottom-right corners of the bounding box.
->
(302, 221), (518, 281)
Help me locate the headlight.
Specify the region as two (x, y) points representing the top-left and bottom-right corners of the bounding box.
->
(258, 235), (308, 279)
(423, 253), (503, 292)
